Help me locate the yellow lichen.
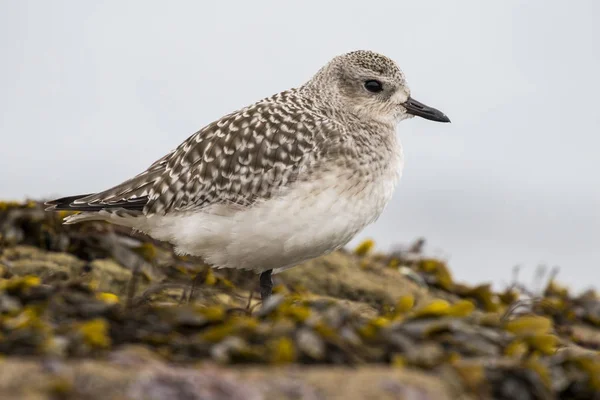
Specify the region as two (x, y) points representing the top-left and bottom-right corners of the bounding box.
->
(354, 239), (375, 256)
(458, 284), (500, 312)
(269, 337), (296, 364)
(3, 307), (41, 330)
(79, 318), (111, 348)
(524, 357), (552, 388)
(411, 299), (451, 318)
(391, 354), (406, 368)
(220, 278), (235, 289)
(87, 279), (100, 291)
(198, 324), (236, 343)
(272, 284), (288, 295)
(48, 377), (73, 395)
(133, 242), (157, 262)
(198, 317), (258, 343)
(395, 295), (415, 315)
(419, 259), (454, 290)
(498, 289), (519, 305)
(446, 351), (461, 364)
(357, 324), (376, 339)
(0, 201), (22, 211)
(96, 292), (119, 304)
(446, 300), (476, 317)
(283, 304), (311, 322)
(537, 297), (565, 315)
(505, 316), (553, 335)
(576, 357), (600, 390)
(544, 281), (569, 298)
(173, 264), (191, 275)
(204, 269), (217, 286)
(453, 361), (486, 393)
(199, 305), (226, 321)
(313, 322), (337, 339)
(370, 316), (391, 328)
(358, 316), (391, 339)
(504, 339), (528, 357)
(478, 312), (502, 328)
(57, 210), (76, 218)
(1, 275), (41, 292)
(525, 334), (558, 355)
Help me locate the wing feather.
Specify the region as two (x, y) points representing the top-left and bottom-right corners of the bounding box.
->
(46, 93), (337, 216)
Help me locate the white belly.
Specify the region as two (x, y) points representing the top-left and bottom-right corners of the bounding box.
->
(143, 158), (402, 273)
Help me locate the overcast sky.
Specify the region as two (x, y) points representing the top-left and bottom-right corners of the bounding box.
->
(1, 1), (598, 291)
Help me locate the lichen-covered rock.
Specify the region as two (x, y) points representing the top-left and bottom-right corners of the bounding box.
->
(0, 201), (599, 399)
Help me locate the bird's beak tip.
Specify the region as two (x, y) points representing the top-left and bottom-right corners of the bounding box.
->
(403, 97), (450, 124)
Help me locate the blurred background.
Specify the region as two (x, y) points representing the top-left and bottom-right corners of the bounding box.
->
(1, 1), (598, 290)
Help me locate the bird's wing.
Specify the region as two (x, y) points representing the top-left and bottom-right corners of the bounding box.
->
(47, 98), (336, 215)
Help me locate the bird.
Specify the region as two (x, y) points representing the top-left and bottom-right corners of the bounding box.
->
(46, 50), (450, 300)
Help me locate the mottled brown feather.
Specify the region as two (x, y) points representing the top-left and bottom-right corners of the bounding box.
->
(58, 91), (339, 215)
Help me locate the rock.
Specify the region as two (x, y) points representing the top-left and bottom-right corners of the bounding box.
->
(0, 201), (599, 399)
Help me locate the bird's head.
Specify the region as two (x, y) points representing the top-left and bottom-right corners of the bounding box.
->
(306, 50), (450, 125)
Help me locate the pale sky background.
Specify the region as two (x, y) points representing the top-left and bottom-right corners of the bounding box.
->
(1, 1), (599, 291)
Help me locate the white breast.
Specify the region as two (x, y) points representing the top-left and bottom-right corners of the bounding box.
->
(144, 141), (404, 274)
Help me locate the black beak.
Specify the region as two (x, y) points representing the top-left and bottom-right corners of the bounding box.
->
(403, 97), (451, 123)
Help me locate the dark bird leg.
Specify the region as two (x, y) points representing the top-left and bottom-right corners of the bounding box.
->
(259, 269), (273, 300)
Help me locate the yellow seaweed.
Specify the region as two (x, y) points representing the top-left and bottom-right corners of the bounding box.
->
(411, 299), (450, 318)
(79, 319), (111, 349)
(446, 300), (476, 317)
(269, 337), (296, 364)
(395, 295), (415, 314)
(525, 334), (558, 355)
(505, 316), (553, 335)
(354, 239), (375, 256)
(96, 292), (119, 304)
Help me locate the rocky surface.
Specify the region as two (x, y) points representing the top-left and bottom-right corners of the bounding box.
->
(0, 201), (599, 399)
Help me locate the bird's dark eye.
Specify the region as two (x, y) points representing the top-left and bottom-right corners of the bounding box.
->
(364, 80), (383, 93)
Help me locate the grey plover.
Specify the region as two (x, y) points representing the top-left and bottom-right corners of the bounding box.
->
(46, 50), (450, 300)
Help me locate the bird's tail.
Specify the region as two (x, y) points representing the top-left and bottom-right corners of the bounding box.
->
(45, 194), (145, 227)
(62, 211), (111, 225)
(44, 194), (92, 211)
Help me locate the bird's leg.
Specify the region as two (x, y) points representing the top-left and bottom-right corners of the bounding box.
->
(259, 269), (273, 301)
